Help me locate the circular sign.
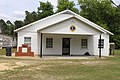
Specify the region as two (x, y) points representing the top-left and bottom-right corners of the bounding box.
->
(70, 25), (76, 32)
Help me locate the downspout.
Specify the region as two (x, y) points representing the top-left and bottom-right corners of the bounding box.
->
(99, 35), (102, 58)
(40, 33), (43, 58)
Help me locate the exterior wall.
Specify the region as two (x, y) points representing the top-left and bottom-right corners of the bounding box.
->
(93, 34), (110, 56)
(17, 32), (110, 56)
(102, 34), (110, 56)
(42, 34), (94, 56)
(40, 18), (101, 35)
(12, 37), (17, 47)
(20, 14), (73, 32)
(17, 32), (38, 54)
(17, 14), (110, 56)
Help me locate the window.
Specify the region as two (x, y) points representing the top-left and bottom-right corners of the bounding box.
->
(24, 37), (31, 47)
(98, 39), (104, 48)
(81, 39), (87, 49)
(13, 37), (15, 41)
(46, 38), (53, 48)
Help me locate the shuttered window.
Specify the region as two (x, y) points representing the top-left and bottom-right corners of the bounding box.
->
(98, 39), (104, 48)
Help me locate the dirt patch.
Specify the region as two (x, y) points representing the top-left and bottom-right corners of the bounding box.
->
(0, 62), (29, 71)
(0, 63), (13, 71)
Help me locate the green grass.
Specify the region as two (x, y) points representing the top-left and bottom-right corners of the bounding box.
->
(0, 49), (120, 80)
(0, 48), (16, 55)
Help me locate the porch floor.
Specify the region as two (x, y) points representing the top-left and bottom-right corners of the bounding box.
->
(41, 55), (99, 59)
(3, 53), (103, 59)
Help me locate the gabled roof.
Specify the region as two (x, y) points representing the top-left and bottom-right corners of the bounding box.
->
(14, 10), (113, 35)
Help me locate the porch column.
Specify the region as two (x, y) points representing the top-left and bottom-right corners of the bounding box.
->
(40, 33), (43, 58)
(99, 35), (101, 58)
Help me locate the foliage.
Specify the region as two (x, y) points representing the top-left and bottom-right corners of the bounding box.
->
(0, 19), (15, 36)
(110, 35), (120, 49)
(0, 0), (120, 48)
(14, 20), (24, 29)
(24, 1), (54, 25)
(78, 0), (120, 48)
(37, 1), (54, 19)
(0, 19), (7, 34)
(78, 0), (113, 29)
(57, 0), (79, 13)
(0, 1), (54, 36)
(24, 11), (38, 25)
(0, 48), (16, 55)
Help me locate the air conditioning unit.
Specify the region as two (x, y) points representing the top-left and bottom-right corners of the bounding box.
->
(109, 43), (115, 55)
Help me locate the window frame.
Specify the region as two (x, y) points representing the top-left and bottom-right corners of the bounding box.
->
(81, 39), (88, 49)
(46, 38), (53, 48)
(24, 37), (31, 47)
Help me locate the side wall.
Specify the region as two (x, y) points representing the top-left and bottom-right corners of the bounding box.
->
(17, 32), (38, 54)
(17, 32), (109, 56)
(93, 34), (109, 56)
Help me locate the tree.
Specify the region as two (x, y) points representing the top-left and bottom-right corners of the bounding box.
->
(78, 0), (120, 48)
(24, 11), (36, 25)
(57, 0), (78, 13)
(24, 1), (54, 25)
(37, 1), (54, 19)
(78, 0), (113, 29)
(110, 8), (120, 48)
(0, 19), (7, 34)
(14, 20), (24, 29)
(6, 20), (15, 36)
(0, 19), (15, 36)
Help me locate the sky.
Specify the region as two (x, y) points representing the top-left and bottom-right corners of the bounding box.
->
(0, 0), (120, 22)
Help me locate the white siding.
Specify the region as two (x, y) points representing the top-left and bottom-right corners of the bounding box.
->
(41, 34), (94, 56)
(12, 37), (17, 47)
(93, 34), (110, 56)
(20, 14), (73, 32)
(17, 14), (110, 56)
(101, 34), (110, 56)
(40, 18), (101, 35)
(18, 32), (38, 54)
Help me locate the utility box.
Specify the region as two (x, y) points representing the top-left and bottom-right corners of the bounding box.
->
(109, 43), (115, 55)
(6, 47), (12, 56)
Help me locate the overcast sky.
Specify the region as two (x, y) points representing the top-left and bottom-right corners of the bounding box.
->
(0, 0), (120, 22)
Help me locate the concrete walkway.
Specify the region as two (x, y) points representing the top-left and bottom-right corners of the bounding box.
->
(0, 53), (102, 59)
(42, 56), (98, 59)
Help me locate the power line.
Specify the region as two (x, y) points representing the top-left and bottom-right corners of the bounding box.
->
(110, 0), (120, 8)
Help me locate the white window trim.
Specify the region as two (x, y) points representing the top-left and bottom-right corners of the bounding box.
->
(81, 39), (88, 49)
(46, 38), (53, 48)
(24, 37), (31, 47)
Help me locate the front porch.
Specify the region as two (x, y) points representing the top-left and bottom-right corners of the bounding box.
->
(38, 33), (96, 57)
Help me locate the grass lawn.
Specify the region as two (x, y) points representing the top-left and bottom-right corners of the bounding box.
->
(0, 48), (16, 55)
(0, 49), (120, 80)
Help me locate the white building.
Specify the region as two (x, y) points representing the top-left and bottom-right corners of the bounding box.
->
(14, 10), (113, 57)
(0, 21), (17, 49)
(0, 34), (17, 49)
